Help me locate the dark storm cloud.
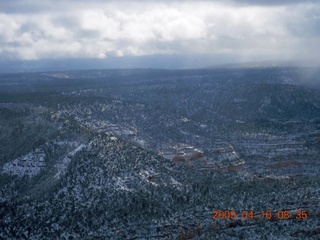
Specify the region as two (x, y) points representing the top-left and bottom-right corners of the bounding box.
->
(286, 8), (320, 38)
(229, 0), (320, 6)
(0, 0), (319, 14)
(0, 1), (54, 14)
(0, 0), (319, 62)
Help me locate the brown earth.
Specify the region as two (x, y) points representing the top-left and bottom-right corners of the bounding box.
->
(267, 161), (302, 169)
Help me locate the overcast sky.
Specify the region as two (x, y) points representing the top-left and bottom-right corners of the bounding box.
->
(1, 0), (320, 65)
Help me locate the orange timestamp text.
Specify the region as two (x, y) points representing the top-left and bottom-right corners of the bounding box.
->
(212, 209), (308, 220)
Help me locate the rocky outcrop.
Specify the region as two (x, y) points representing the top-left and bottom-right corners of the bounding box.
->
(307, 131), (320, 143)
(190, 150), (204, 160)
(218, 164), (244, 172)
(243, 141), (308, 158)
(172, 155), (186, 163)
(252, 175), (290, 182)
(211, 143), (244, 168)
(267, 161), (302, 169)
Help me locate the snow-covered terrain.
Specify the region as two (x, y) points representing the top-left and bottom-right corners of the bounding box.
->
(2, 149), (46, 177)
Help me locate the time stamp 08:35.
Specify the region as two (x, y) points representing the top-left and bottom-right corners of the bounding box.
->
(212, 209), (308, 220)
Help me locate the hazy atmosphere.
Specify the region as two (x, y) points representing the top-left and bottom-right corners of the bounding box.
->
(1, 0), (320, 68)
(2, 1), (320, 239)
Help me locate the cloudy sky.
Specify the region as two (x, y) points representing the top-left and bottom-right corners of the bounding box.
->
(1, 0), (320, 67)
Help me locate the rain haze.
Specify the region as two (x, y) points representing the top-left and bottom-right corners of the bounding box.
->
(2, 2), (320, 240)
(1, 0), (320, 69)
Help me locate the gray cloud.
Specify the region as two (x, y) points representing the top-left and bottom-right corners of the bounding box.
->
(1, 0), (319, 14)
(286, 8), (320, 38)
(228, 0), (320, 6)
(0, 0), (319, 63)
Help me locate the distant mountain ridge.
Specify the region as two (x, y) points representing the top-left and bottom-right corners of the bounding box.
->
(205, 59), (320, 69)
(0, 55), (216, 73)
(2, 56), (319, 73)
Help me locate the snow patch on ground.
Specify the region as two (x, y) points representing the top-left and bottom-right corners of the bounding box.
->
(170, 177), (182, 190)
(54, 144), (86, 179)
(2, 149), (45, 177)
(139, 170), (159, 186)
(113, 177), (134, 192)
(52, 141), (79, 147)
